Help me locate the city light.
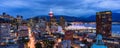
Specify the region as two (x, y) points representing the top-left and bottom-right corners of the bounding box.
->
(0, 1), (120, 48)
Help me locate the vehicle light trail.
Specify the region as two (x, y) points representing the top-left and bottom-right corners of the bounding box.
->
(28, 27), (35, 48)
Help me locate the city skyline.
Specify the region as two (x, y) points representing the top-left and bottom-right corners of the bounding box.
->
(0, 0), (120, 48)
(0, 0), (120, 18)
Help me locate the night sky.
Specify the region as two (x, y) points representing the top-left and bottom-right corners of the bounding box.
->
(0, 0), (120, 18)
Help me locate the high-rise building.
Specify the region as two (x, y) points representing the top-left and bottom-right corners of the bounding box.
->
(64, 30), (74, 40)
(16, 15), (23, 29)
(96, 11), (112, 37)
(29, 18), (34, 27)
(16, 15), (23, 25)
(47, 9), (58, 33)
(0, 20), (11, 44)
(49, 9), (56, 26)
(18, 23), (28, 37)
(60, 16), (65, 28)
(36, 18), (46, 32)
(63, 30), (74, 48)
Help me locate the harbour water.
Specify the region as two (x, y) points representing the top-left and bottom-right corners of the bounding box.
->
(82, 24), (120, 37)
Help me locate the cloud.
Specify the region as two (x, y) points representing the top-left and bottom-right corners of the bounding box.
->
(0, 0), (28, 8)
(0, 0), (120, 18)
(98, 0), (120, 10)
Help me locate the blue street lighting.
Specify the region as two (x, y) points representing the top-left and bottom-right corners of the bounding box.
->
(91, 34), (108, 48)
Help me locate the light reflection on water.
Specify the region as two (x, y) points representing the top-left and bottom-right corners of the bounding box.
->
(81, 24), (120, 34)
(112, 24), (120, 32)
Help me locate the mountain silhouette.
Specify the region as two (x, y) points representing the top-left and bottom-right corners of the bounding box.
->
(27, 13), (120, 22)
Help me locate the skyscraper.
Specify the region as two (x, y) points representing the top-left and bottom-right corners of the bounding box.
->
(96, 11), (112, 37)
(45, 9), (56, 33)
(16, 15), (23, 26)
(49, 9), (56, 26)
(0, 19), (11, 45)
(29, 18), (34, 27)
(60, 16), (65, 28)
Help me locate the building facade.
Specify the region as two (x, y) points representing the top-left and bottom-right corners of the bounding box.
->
(18, 24), (28, 37)
(96, 11), (112, 37)
(60, 16), (65, 29)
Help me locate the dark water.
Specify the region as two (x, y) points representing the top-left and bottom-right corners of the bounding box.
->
(81, 24), (120, 34)
(112, 24), (120, 34)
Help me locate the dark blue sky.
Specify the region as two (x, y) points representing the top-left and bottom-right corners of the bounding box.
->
(0, 0), (120, 18)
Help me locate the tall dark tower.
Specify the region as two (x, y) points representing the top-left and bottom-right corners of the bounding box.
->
(96, 11), (112, 37)
(60, 16), (65, 28)
(16, 15), (23, 29)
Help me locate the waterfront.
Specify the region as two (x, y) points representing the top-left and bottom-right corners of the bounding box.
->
(82, 24), (120, 37)
(0, 11), (120, 48)
(112, 24), (120, 33)
(0, 23), (120, 48)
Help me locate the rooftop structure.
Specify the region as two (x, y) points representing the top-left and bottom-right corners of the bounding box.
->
(91, 34), (108, 48)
